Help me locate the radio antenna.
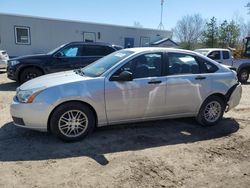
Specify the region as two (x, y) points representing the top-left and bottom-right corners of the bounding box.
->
(158, 0), (165, 30)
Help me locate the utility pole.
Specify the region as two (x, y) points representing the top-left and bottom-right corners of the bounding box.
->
(158, 0), (165, 30)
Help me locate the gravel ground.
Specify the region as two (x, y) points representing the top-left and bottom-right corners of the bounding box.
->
(0, 70), (250, 188)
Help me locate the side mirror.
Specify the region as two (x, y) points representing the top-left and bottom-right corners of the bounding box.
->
(110, 71), (133, 82)
(54, 52), (63, 58)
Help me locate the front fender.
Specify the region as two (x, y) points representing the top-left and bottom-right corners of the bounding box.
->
(15, 64), (46, 81)
(34, 79), (107, 127)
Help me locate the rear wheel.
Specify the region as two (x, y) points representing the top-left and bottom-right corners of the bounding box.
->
(196, 96), (226, 126)
(19, 67), (43, 84)
(50, 102), (95, 142)
(238, 69), (249, 84)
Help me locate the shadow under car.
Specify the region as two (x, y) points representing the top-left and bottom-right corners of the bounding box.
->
(0, 117), (239, 165)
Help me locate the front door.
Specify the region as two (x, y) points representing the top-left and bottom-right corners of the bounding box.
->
(105, 52), (166, 123)
(164, 52), (212, 115)
(49, 45), (84, 73)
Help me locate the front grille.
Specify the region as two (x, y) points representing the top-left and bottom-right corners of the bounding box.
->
(12, 116), (25, 126)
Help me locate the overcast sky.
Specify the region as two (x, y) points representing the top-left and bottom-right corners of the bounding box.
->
(0, 0), (249, 30)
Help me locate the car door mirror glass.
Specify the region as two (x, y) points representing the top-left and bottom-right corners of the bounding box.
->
(54, 51), (63, 58)
(110, 71), (133, 81)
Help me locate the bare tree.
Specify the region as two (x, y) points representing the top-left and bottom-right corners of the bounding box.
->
(241, 21), (250, 38)
(246, 2), (250, 14)
(174, 14), (205, 49)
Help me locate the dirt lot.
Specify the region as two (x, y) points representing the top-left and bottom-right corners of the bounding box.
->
(0, 70), (250, 188)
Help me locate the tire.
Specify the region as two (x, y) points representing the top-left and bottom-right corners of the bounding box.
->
(50, 102), (95, 142)
(238, 69), (249, 84)
(196, 96), (226, 127)
(19, 67), (43, 84)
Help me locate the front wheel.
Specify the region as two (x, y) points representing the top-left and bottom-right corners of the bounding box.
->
(50, 102), (95, 142)
(238, 69), (249, 84)
(196, 96), (226, 126)
(19, 67), (43, 84)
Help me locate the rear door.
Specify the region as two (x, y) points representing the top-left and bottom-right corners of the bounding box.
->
(221, 50), (233, 66)
(164, 52), (212, 115)
(80, 45), (116, 67)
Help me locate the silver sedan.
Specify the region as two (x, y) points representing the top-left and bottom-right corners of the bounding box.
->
(11, 48), (242, 141)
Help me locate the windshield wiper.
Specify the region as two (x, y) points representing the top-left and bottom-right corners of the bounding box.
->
(74, 69), (85, 76)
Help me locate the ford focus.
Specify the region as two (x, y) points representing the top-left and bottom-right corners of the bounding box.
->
(11, 48), (242, 141)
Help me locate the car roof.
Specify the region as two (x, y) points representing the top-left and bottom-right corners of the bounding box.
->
(125, 47), (198, 55)
(195, 48), (231, 52)
(67, 41), (115, 47)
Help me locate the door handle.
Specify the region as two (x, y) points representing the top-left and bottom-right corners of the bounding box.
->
(148, 80), (162, 84)
(195, 76), (206, 80)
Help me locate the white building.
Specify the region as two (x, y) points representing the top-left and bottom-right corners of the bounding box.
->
(0, 13), (172, 57)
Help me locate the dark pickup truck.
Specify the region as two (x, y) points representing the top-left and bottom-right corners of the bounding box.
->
(7, 42), (122, 83)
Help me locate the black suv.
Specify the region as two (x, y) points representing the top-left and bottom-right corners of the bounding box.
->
(7, 42), (122, 83)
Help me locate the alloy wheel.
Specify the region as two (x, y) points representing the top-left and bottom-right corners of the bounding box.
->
(204, 101), (222, 123)
(58, 110), (88, 138)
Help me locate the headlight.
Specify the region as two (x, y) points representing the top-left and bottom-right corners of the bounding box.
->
(16, 87), (45, 103)
(9, 60), (20, 66)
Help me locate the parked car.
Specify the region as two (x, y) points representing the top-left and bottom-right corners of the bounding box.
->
(11, 48), (242, 141)
(0, 50), (9, 69)
(7, 42), (122, 83)
(195, 48), (250, 83)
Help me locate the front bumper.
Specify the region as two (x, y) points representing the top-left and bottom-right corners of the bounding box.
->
(7, 65), (18, 81)
(10, 96), (52, 132)
(227, 83), (242, 111)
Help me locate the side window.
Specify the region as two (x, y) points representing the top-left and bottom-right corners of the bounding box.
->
(82, 46), (114, 56)
(115, 53), (163, 79)
(203, 61), (219, 73)
(222, 51), (230, 59)
(208, 51), (221, 60)
(168, 53), (200, 75)
(198, 57), (219, 73)
(59, 45), (82, 57)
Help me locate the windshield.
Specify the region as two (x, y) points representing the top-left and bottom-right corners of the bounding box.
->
(195, 49), (210, 56)
(47, 44), (66, 55)
(82, 50), (134, 77)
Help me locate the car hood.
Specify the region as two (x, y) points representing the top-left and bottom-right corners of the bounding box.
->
(221, 64), (231, 68)
(11, 54), (50, 60)
(19, 70), (92, 90)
